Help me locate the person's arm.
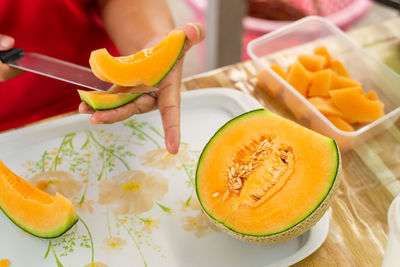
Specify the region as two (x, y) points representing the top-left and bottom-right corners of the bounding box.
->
(80, 0), (205, 154)
(96, 0), (175, 55)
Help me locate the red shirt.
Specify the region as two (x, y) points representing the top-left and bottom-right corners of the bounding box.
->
(0, 0), (118, 131)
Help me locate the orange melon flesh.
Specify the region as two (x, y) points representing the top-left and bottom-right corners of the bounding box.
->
(77, 89), (141, 110)
(314, 46), (332, 64)
(326, 115), (354, 132)
(287, 61), (311, 96)
(89, 30), (186, 86)
(331, 74), (361, 89)
(0, 160), (78, 238)
(196, 109), (339, 238)
(0, 259), (10, 267)
(308, 69), (334, 97)
(365, 90), (378, 100)
(330, 59), (350, 77)
(298, 54), (327, 72)
(330, 87), (385, 123)
(308, 96), (345, 118)
(270, 64), (287, 80)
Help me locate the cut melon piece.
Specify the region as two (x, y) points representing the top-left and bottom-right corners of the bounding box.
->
(196, 109), (340, 243)
(330, 59), (350, 77)
(0, 259), (10, 267)
(365, 90), (378, 100)
(287, 61), (311, 97)
(326, 115), (354, 132)
(89, 30), (186, 86)
(308, 97), (345, 118)
(308, 69), (334, 97)
(330, 87), (385, 123)
(78, 89), (141, 110)
(0, 160), (78, 238)
(270, 64), (287, 80)
(314, 46), (332, 64)
(298, 54), (327, 72)
(331, 74), (361, 89)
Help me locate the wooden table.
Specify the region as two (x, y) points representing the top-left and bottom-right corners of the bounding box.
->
(182, 18), (400, 266)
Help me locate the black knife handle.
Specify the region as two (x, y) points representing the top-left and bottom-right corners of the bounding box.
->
(0, 48), (25, 64)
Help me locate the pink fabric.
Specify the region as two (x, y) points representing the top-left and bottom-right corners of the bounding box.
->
(0, 0), (119, 131)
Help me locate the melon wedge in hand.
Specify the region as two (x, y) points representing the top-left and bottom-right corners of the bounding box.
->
(0, 160), (78, 238)
(89, 30), (186, 87)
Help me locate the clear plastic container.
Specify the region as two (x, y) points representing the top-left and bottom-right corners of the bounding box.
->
(247, 16), (400, 150)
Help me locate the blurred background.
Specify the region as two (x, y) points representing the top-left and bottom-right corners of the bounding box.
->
(166, 0), (399, 77)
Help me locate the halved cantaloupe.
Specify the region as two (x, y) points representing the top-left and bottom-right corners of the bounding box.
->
(287, 61), (311, 97)
(308, 69), (334, 97)
(89, 30), (186, 86)
(0, 160), (78, 238)
(298, 54), (327, 72)
(330, 87), (384, 123)
(196, 109), (341, 243)
(77, 89), (141, 110)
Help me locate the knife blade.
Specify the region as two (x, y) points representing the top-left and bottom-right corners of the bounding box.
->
(0, 48), (158, 94)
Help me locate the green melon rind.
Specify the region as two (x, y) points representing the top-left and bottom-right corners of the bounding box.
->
(0, 205), (78, 239)
(195, 109), (341, 244)
(195, 109), (271, 224)
(151, 36), (186, 87)
(78, 90), (142, 111)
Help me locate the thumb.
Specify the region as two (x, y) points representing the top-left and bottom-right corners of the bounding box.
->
(0, 34), (15, 51)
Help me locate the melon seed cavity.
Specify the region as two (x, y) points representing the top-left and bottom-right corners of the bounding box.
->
(220, 135), (295, 206)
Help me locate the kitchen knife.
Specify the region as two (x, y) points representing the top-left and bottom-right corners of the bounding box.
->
(0, 48), (158, 94)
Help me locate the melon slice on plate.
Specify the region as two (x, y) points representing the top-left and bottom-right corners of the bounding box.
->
(330, 87), (385, 123)
(196, 109), (341, 244)
(90, 30), (186, 87)
(0, 160), (78, 238)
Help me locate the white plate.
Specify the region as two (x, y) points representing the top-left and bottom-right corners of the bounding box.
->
(0, 88), (329, 267)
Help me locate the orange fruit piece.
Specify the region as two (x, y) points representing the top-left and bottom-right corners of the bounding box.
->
(308, 69), (334, 97)
(298, 54), (327, 72)
(330, 87), (384, 123)
(287, 61), (311, 97)
(326, 115), (354, 132)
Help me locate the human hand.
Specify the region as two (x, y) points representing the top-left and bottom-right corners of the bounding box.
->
(0, 34), (23, 81)
(79, 23), (206, 154)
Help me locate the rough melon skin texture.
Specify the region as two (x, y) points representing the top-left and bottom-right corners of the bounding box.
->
(0, 160), (78, 238)
(196, 109), (341, 244)
(77, 89), (141, 110)
(89, 30), (186, 87)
